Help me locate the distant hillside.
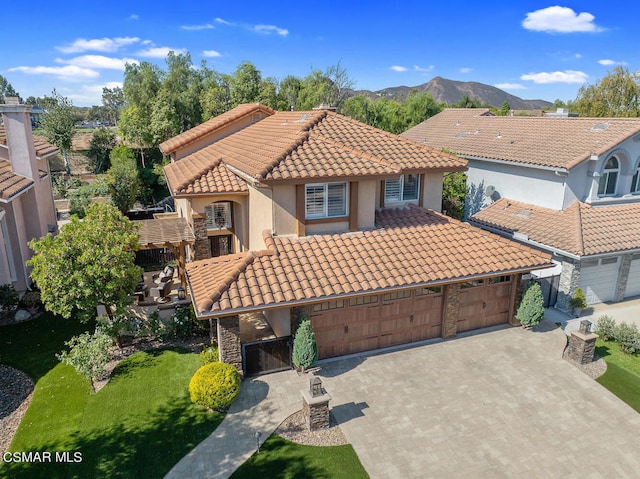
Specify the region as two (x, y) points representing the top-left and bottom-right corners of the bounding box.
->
(355, 76), (552, 110)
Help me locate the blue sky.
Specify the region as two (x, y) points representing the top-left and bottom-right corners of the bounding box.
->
(1, 1), (636, 107)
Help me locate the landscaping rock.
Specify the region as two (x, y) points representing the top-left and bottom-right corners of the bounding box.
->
(14, 309), (32, 322)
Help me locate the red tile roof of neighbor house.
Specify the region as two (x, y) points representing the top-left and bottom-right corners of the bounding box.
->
(402, 108), (640, 170)
(0, 160), (49, 201)
(163, 105), (467, 195)
(159, 103), (276, 154)
(185, 205), (552, 315)
(471, 198), (640, 256)
(0, 126), (59, 158)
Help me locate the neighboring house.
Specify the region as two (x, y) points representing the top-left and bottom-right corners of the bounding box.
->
(0, 98), (58, 291)
(403, 108), (640, 309)
(161, 103), (551, 376)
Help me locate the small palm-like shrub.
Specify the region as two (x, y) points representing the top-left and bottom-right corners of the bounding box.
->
(516, 282), (545, 327)
(569, 288), (587, 309)
(595, 315), (617, 341)
(292, 318), (318, 371)
(189, 362), (240, 411)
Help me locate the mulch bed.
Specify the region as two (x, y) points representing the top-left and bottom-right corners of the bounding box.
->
(0, 365), (34, 455)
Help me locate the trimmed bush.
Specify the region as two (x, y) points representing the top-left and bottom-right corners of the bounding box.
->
(614, 322), (640, 355)
(200, 345), (219, 364)
(569, 288), (587, 309)
(595, 315), (617, 341)
(189, 362), (240, 411)
(292, 318), (318, 370)
(516, 282), (545, 327)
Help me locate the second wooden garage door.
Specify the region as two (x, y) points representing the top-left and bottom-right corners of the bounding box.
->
(457, 276), (512, 333)
(311, 287), (443, 359)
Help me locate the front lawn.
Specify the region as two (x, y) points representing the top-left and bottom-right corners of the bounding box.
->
(231, 435), (369, 479)
(596, 339), (640, 412)
(1, 314), (222, 479)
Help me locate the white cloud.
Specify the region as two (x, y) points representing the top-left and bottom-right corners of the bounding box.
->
(599, 59), (615, 66)
(65, 82), (124, 106)
(137, 47), (187, 58)
(391, 65), (408, 72)
(413, 65), (434, 72)
(182, 23), (214, 31)
(203, 50), (222, 58)
(495, 83), (526, 90)
(522, 6), (603, 33)
(56, 55), (139, 70)
(254, 24), (288, 36)
(460, 67), (473, 74)
(57, 37), (140, 54)
(520, 70), (588, 84)
(9, 65), (99, 80)
(128, 14), (139, 21)
(215, 17), (233, 25)
(575, 53), (582, 59)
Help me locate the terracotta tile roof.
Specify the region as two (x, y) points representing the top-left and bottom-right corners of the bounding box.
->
(0, 126), (59, 158)
(186, 205), (551, 315)
(402, 108), (640, 170)
(0, 159), (34, 201)
(135, 217), (195, 248)
(164, 157), (248, 196)
(164, 107), (467, 194)
(471, 198), (640, 256)
(159, 103), (276, 154)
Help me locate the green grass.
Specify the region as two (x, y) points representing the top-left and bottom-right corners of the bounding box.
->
(1, 315), (223, 479)
(230, 435), (369, 479)
(596, 339), (640, 412)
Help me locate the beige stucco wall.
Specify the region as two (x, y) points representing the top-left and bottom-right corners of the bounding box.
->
(422, 171), (444, 211)
(272, 184), (296, 236)
(264, 307), (291, 337)
(248, 185), (274, 250)
(357, 180), (376, 229)
(189, 194), (249, 253)
(306, 220), (350, 235)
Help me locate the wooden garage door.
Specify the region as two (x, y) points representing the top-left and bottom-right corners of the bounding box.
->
(624, 254), (640, 299)
(310, 287), (443, 359)
(457, 276), (512, 333)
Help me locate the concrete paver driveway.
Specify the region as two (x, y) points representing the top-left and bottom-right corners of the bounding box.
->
(318, 321), (640, 478)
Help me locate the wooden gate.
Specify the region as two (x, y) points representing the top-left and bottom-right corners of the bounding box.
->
(243, 336), (292, 377)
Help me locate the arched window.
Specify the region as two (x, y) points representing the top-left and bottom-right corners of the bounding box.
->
(632, 166), (640, 194)
(598, 157), (619, 196)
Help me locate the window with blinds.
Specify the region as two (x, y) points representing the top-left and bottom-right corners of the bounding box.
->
(305, 183), (347, 219)
(205, 202), (232, 229)
(385, 174), (419, 202)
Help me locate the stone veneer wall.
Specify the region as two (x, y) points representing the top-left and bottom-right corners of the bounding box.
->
(614, 254), (633, 302)
(442, 284), (460, 338)
(192, 215), (210, 261)
(217, 315), (243, 378)
(566, 331), (598, 365)
(302, 396), (330, 430)
(556, 257), (580, 311)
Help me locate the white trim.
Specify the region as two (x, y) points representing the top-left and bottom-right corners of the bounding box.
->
(304, 182), (348, 219)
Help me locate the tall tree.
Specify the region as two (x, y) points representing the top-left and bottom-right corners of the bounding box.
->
(107, 145), (139, 214)
(574, 66), (640, 117)
(200, 66), (233, 120)
(0, 74), (20, 103)
(279, 75), (302, 110)
(87, 127), (117, 173)
(102, 86), (125, 125)
(28, 203), (142, 322)
(40, 89), (76, 175)
(404, 90), (443, 128)
(230, 61), (262, 105)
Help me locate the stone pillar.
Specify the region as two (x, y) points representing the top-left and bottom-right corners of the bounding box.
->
(217, 315), (243, 378)
(566, 320), (598, 365)
(556, 258), (580, 311)
(614, 254), (632, 302)
(442, 283), (460, 338)
(301, 379), (331, 430)
(192, 214), (210, 261)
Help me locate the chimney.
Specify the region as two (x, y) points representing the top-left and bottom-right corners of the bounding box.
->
(0, 98), (38, 180)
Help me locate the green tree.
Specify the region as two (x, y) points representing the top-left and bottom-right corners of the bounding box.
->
(102, 86), (125, 125)
(28, 203), (142, 322)
(404, 90), (443, 128)
(200, 66), (233, 120)
(574, 66), (640, 117)
(516, 282), (545, 328)
(107, 145), (139, 214)
(499, 101), (511, 116)
(57, 330), (112, 390)
(40, 89), (76, 175)
(230, 61), (262, 105)
(0, 74), (20, 103)
(442, 171), (466, 219)
(292, 318), (319, 371)
(279, 75), (302, 110)
(87, 127), (117, 173)
(341, 94), (376, 124)
(68, 175), (111, 218)
(452, 95), (484, 108)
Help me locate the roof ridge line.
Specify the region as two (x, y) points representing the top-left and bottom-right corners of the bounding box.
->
(173, 157), (223, 194)
(575, 202), (586, 256)
(256, 132), (311, 179)
(202, 252), (256, 311)
(311, 132), (401, 171)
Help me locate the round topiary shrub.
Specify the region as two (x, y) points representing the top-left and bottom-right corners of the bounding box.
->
(189, 362), (240, 411)
(292, 318), (318, 371)
(516, 282), (544, 328)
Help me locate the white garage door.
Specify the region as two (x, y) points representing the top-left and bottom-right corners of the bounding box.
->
(579, 257), (619, 304)
(625, 254), (640, 299)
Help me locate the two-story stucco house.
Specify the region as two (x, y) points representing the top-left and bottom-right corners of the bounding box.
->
(0, 98), (58, 291)
(403, 108), (640, 309)
(161, 104), (551, 376)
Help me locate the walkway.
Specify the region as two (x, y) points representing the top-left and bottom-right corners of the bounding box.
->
(164, 369), (306, 479)
(546, 296), (640, 335)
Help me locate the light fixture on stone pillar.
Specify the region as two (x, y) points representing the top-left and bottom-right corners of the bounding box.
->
(310, 376), (322, 398)
(177, 286), (186, 300)
(579, 320), (592, 334)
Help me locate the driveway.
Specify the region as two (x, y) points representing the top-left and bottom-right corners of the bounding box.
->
(318, 321), (640, 478)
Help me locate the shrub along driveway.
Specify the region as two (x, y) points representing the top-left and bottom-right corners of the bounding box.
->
(318, 321), (640, 478)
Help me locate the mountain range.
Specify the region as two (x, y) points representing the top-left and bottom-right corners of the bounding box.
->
(355, 76), (552, 110)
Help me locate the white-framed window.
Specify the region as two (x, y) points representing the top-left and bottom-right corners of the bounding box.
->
(598, 157), (619, 196)
(205, 202), (232, 230)
(305, 183), (347, 219)
(632, 167), (640, 194)
(385, 174), (420, 203)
